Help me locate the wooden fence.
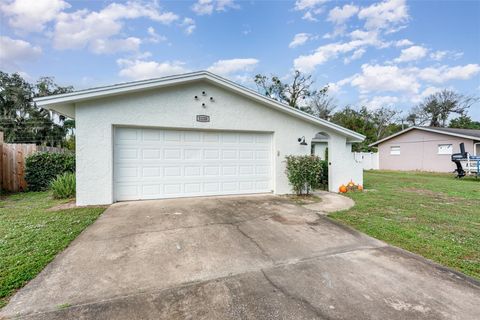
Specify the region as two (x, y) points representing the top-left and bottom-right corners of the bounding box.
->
(0, 132), (69, 192)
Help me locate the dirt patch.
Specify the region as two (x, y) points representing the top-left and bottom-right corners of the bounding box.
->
(282, 194), (321, 205)
(47, 200), (77, 211)
(270, 214), (308, 225)
(401, 187), (463, 203)
(47, 201), (108, 212)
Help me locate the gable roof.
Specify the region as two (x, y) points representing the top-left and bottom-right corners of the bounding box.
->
(33, 71), (365, 142)
(369, 126), (480, 147)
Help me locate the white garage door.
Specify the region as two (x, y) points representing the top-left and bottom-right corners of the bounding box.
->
(114, 127), (273, 201)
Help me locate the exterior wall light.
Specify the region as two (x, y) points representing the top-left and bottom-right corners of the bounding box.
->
(298, 136), (308, 146)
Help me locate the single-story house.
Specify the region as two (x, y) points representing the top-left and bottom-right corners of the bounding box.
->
(34, 71), (364, 205)
(370, 126), (480, 172)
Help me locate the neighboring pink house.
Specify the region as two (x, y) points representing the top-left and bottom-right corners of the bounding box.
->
(370, 127), (480, 172)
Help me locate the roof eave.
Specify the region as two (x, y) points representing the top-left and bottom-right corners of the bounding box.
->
(33, 71), (365, 141)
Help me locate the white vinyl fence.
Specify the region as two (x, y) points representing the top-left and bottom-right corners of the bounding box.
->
(353, 152), (379, 170)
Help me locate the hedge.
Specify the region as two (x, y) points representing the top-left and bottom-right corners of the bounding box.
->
(25, 152), (75, 191)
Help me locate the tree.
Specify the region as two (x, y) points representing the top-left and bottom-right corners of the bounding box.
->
(0, 72), (74, 146)
(305, 86), (336, 120)
(449, 115), (480, 129)
(330, 106), (402, 151)
(408, 89), (477, 127)
(254, 70), (313, 109)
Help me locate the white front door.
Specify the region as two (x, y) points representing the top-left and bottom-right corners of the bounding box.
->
(114, 127), (273, 201)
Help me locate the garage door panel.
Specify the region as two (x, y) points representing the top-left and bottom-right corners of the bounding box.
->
(114, 128), (272, 201)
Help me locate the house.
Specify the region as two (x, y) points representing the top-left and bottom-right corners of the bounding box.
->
(370, 126), (480, 172)
(34, 71), (364, 205)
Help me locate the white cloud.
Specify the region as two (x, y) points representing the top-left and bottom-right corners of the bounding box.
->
(181, 18), (196, 35)
(0, 0), (70, 32)
(358, 0), (409, 32)
(344, 48), (366, 64)
(410, 86), (442, 103)
(294, 0), (327, 11)
(52, 1), (178, 53)
(289, 33), (311, 48)
(295, 0), (327, 22)
(192, 0), (238, 15)
(416, 64), (480, 83)
(0, 36), (42, 70)
(395, 39), (413, 47)
(117, 59), (189, 80)
(338, 63), (480, 104)
(394, 45), (428, 63)
(327, 4), (358, 25)
(361, 95), (399, 108)
(207, 58), (259, 76)
(147, 27), (167, 43)
(349, 64), (420, 94)
(294, 31), (384, 72)
(429, 50), (463, 61)
(90, 37), (141, 54)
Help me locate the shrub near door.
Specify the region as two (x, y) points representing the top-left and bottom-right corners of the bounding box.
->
(25, 152), (75, 191)
(285, 155), (324, 195)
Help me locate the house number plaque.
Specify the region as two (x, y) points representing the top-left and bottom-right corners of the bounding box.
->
(196, 115), (210, 122)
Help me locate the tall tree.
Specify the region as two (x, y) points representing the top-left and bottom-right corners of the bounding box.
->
(305, 86), (336, 120)
(330, 106), (402, 151)
(0, 72), (74, 146)
(254, 70), (313, 109)
(408, 89), (477, 127)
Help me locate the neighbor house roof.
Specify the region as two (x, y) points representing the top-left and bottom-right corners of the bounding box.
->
(33, 71), (365, 142)
(369, 126), (480, 147)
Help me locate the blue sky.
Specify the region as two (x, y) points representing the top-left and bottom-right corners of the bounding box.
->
(1, 0), (479, 119)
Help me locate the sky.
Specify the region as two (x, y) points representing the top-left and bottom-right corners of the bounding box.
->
(1, 0), (479, 120)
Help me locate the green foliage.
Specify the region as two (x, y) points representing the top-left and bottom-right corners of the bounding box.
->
(285, 155), (324, 195)
(331, 171), (480, 279)
(449, 115), (480, 129)
(330, 106), (402, 151)
(25, 152), (75, 191)
(0, 71), (74, 146)
(51, 172), (76, 199)
(0, 192), (105, 307)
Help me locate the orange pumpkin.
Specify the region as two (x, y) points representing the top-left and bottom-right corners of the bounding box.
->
(357, 185), (364, 191)
(339, 185), (347, 193)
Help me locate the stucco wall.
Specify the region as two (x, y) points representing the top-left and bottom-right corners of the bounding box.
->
(378, 129), (475, 172)
(75, 80), (362, 205)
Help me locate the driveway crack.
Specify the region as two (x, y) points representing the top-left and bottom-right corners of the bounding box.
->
(261, 269), (332, 320)
(235, 224), (274, 262)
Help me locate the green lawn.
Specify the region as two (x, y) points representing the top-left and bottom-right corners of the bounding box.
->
(330, 171), (480, 280)
(0, 192), (106, 308)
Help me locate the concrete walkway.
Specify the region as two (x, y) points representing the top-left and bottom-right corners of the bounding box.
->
(303, 190), (355, 213)
(2, 194), (479, 319)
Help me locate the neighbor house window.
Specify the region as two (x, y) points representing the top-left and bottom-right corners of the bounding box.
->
(438, 144), (453, 155)
(390, 146), (400, 155)
(475, 143), (480, 156)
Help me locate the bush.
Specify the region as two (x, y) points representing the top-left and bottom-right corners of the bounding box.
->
(25, 152), (75, 191)
(51, 172), (76, 199)
(285, 155), (324, 195)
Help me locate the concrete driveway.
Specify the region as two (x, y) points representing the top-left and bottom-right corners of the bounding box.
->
(2, 195), (480, 319)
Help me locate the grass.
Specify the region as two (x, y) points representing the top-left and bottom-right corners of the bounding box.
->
(330, 170), (480, 280)
(0, 192), (106, 308)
